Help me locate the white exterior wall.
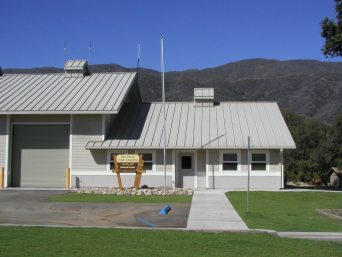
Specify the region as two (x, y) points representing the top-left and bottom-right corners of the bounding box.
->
(156, 149), (173, 172)
(0, 115), (6, 169)
(11, 115), (70, 123)
(197, 150), (206, 188)
(207, 149), (282, 189)
(72, 115), (106, 171)
(104, 114), (117, 138)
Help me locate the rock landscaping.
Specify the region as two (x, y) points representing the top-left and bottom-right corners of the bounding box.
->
(73, 187), (193, 196)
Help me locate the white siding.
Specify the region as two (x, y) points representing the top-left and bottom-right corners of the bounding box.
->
(0, 115), (6, 168)
(72, 115), (106, 171)
(104, 114), (117, 137)
(11, 114), (70, 123)
(208, 149), (280, 173)
(156, 149), (173, 172)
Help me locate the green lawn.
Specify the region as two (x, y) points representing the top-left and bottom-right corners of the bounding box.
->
(46, 192), (192, 203)
(0, 227), (341, 256)
(226, 191), (342, 232)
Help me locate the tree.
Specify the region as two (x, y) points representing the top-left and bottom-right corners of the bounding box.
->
(282, 110), (331, 183)
(327, 113), (342, 170)
(321, 0), (342, 58)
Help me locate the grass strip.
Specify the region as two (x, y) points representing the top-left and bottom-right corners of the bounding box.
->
(226, 191), (342, 232)
(0, 227), (341, 257)
(46, 192), (192, 203)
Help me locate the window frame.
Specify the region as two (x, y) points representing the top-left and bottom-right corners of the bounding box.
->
(219, 150), (241, 172)
(107, 150), (128, 171)
(250, 150), (270, 172)
(135, 150), (156, 172)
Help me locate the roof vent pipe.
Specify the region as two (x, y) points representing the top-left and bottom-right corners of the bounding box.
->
(194, 88), (214, 107)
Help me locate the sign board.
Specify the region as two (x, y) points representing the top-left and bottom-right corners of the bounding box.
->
(117, 154), (140, 172)
(112, 154), (146, 190)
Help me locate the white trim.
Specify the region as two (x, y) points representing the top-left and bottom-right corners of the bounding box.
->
(11, 122), (70, 125)
(4, 115), (10, 187)
(69, 115), (73, 188)
(101, 114), (105, 140)
(194, 151), (197, 189)
(0, 111), (119, 115)
(71, 171), (173, 176)
(206, 150), (209, 188)
(9, 121), (71, 188)
(251, 150), (270, 172)
(280, 149), (284, 188)
(107, 150), (128, 171)
(176, 150), (197, 188)
(135, 150), (156, 172)
(208, 172), (281, 177)
(219, 150), (241, 172)
(172, 150), (175, 183)
(85, 146), (296, 150)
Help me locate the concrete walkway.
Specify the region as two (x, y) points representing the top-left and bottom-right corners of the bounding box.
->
(186, 189), (342, 242)
(187, 190), (249, 230)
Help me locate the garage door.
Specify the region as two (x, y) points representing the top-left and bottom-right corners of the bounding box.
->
(11, 125), (69, 187)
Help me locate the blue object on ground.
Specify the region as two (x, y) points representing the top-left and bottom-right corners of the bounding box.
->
(159, 205), (171, 215)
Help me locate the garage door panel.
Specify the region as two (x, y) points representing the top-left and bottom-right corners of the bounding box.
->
(12, 125), (69, 187)
(21, 149), (69, 187)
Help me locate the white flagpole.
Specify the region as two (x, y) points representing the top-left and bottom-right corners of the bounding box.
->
(161, 35), (166, 192)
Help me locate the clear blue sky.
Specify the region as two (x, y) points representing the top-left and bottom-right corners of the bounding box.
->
(0, 0), (339, 71)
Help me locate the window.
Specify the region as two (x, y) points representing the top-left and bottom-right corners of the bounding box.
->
(222, 153), (238, 171)
(181, 156), (192, 169)
(135, 150), (156, 171)
(107, 150), (127, 171)
(220, 150), (241, 172)
(139, 153), (153, 170)
(251, 153), (267, 171)
(109, 152), (125, 170)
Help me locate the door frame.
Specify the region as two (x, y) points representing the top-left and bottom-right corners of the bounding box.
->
(176, 150), (197, 188)
(10, 122), (70, 187)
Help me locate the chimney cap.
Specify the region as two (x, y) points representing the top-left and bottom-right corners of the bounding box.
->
(194, 88), (214, 100)
(64, 60), (89, 77)
(64, 60), (88, 70)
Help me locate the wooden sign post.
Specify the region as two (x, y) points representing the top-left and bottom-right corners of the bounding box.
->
(112, 154), (146, 190)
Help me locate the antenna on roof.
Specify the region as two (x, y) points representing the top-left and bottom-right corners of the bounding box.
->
(64, 41), (67, 65)
(137, 44), (140, 74)
(88, 41), (92, 65)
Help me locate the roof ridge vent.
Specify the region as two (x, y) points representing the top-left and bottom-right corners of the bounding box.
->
(194, 88), (214, 107)
(64, 60), (89, 78)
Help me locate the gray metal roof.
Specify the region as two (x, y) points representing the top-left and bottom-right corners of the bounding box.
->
(0, 72), (137, 114)
(86, 102), (296, 150)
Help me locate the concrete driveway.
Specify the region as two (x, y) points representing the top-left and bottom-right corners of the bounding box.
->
(0, 189), (191, 228)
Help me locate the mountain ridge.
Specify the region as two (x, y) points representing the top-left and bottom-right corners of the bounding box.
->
(3, 58), (342, 123)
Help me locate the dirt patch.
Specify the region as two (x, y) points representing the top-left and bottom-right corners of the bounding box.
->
(317, 209), (342, 219)
(320, 209), (342, 217)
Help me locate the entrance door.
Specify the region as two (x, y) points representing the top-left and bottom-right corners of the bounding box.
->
(177, 152), (195, 188)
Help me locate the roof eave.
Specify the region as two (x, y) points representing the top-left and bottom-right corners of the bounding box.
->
(85, 145), (296, 150)
(0, 110), (119, 115)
